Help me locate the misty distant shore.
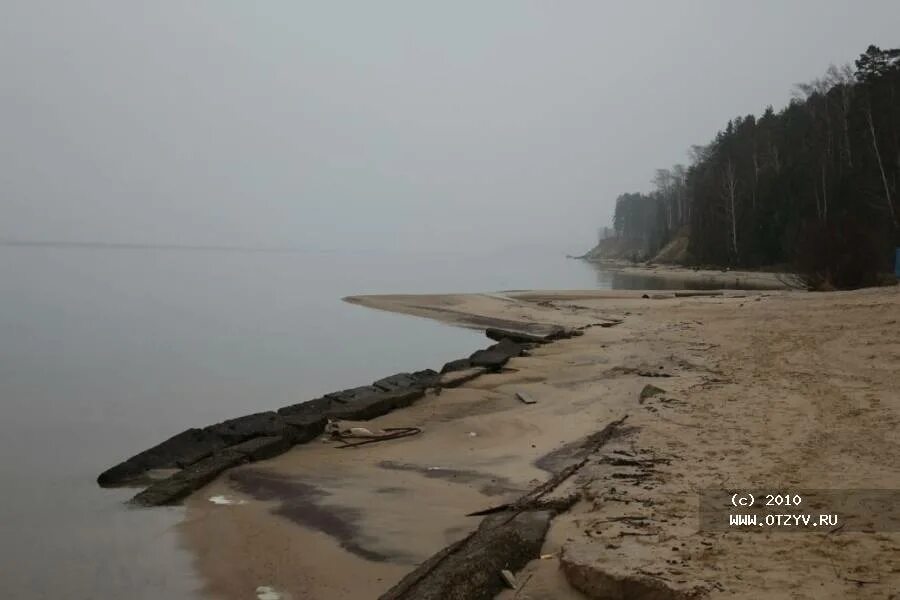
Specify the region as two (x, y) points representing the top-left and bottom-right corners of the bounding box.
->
(0, 239), (311, 254)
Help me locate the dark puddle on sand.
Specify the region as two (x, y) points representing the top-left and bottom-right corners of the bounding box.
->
(228, 468), (401, 563)
(228, 461), (524, 564)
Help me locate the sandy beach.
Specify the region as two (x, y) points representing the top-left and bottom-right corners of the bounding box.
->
(180, 285), (900, 599)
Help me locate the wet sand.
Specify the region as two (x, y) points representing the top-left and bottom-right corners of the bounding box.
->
(181, 285), (900, 599)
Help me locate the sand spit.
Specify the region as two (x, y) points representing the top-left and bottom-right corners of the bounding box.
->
(181, 285), (900, 599)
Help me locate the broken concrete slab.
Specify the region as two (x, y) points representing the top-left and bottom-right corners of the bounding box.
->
(130, 449), (248, 506)
(439, 339), (527, 374)
(468, 339), (527, 371)
(280, 387), (426, 423)
(276, 395), (332, 418)
(326, 388), (425, 421)
(485, 327), (558, 344)
(438, 367), (487, 388)
(100, 412), (296, 486)
(325, 385), (380, 403)
(101, 337), (558, 499)
(372, 370), (438, 392)
(206, 411), (293, 445)
(97, 427), (227, 486)
(440, 357), (475, 373)
(279, 412), (328, 443)
(229, 435), (294, 462)
(373, 374), (419, 392)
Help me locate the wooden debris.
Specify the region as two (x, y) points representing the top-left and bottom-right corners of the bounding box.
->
(379, 416), (629, 600)
(516, 391), (537, 405)
(336, 427), (422, 449)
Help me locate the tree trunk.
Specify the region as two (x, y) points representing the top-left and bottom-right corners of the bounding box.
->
(866, 105), (898, 229)
(723, 160), (739, 258)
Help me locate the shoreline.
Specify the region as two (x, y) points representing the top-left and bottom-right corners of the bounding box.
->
(122, 285), (898, 599)
(578, 257), (792, 290)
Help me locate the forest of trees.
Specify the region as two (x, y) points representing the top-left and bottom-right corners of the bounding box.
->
(611, 45), (900, 288)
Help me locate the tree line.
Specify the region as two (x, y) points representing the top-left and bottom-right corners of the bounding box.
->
(610, 45), (900, 288)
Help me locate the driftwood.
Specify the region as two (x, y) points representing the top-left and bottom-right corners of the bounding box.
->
(379, 510), (552, 600)
(378, 415), (629, 600)
(336, 427), (422, 449)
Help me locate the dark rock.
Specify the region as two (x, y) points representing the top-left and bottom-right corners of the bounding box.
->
(280, 386), (426, 424)
(130, 449), (248, 506)
(326, 388), (425, 421)
(507, 325), (583, 341)
(97, 428), (226, 486)
(326, 385), (379, 403)
(277, 396), (332, 417)
(468, 339), (526, 371)
(280, 412), (328, 443)
(411, 369), (439, 387)
(379, 510), (552, 600)
(101, 412), (301, 486)
(104, 351), (481, 495)
(206, 411), (292, 445)
(372, 370), (437, 392)
(437, 367), (486, 388)
(372, 373), (417, 392)
(440, 358), (474, 373)
(485, 327), (556, 344)
(229, 435), (294, 461)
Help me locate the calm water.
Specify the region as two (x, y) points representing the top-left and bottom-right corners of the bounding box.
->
(0, 247), (708, 599)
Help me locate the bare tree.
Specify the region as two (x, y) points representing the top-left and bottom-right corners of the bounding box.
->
(672, 163), (688, 225)
(826, 63), (855, 168)
(864, 99), (898, 229)
(721, 159), (739, 258)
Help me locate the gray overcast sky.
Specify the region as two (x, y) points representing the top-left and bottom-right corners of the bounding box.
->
(2, 1), (898, 254)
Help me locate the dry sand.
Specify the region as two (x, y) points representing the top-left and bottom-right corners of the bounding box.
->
(180, 285), (900, 599)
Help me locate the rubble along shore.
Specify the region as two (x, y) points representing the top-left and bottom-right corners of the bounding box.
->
(98, 324), (583, 507)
